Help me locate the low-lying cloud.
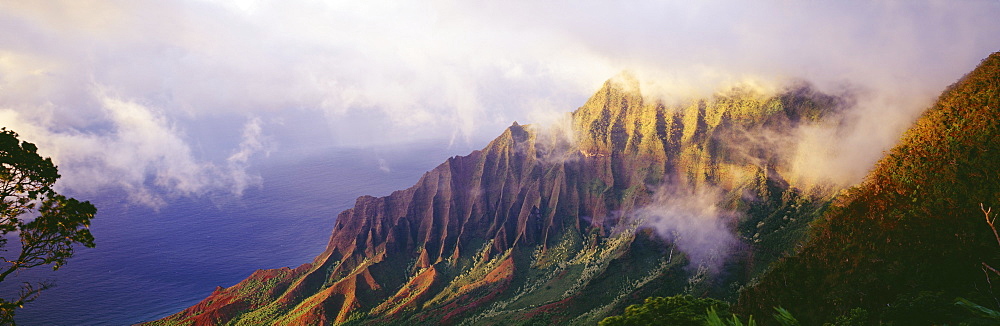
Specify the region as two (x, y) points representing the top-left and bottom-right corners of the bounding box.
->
(637, 184), (739, 273)
(1, 1), (998, 203)
(226, 117), (271, 197)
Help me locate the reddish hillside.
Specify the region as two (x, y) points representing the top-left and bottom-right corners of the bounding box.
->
(739, 52), (1000, 324)
(147, 75), (847, 325)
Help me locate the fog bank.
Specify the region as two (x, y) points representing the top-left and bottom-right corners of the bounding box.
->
(1, 0), (998, 202)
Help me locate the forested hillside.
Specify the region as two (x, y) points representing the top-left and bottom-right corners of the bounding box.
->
(149, 75), (846, 325)
(740, 52), (1000, 325)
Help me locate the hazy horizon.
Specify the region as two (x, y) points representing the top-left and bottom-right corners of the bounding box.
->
(4, 2), (1000, 324)
(2, 1), (1000, 205)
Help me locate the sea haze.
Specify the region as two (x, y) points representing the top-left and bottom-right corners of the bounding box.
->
(2, 142), (472, 325)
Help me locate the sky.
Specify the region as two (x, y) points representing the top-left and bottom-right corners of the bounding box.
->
(1, 0), (999, 205)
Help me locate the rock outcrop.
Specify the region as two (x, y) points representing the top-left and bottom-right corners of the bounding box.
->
(148, 74), (847, 325)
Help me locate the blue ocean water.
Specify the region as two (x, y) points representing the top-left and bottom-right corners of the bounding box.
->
(3, 143), (469, 325)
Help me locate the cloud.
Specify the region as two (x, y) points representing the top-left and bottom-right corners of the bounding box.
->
(376, 158), (391, 173)
(0, 90), (264, 206)
(636, 183), (739, 273)
(227, 116), (269, 196)
(1, 0), (998, 202)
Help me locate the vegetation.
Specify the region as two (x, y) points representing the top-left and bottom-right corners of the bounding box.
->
(598, 295), (728, 326)
(739, 52), (1000, 324)
(704, 306), (807, 326)
(597, 295), (808, 326)
(152, 52), (1000, 325)
(151, 72), (854, 325)
(0, 128), (96, 324)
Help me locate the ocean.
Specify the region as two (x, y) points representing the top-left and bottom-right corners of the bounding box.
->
(3, 142), (470, 325)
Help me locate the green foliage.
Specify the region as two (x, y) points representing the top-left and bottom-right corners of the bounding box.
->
(597, 295), (728, 326)
(0, 128), (96, 324)
(955, 297), (1000, 321)
(772, 307), (799, 326)
(738, 180), (831, 277)
(880, 291), (968, 325)
(705, 306), (756, 326)
(825, 308), (870, 326)
(739, 52), (1000, 324)
(705, 306), (802, 326)
(154, 74), (853, 325)
(813, 296), (1000, 326)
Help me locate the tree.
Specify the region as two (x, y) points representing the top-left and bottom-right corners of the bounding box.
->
(0, 128), (95, 323)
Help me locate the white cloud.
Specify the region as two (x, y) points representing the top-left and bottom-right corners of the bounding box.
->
(0, 0), (998, 202)
(376, 158), (391, 173)
(0, 90), (264, 206)
(227, 116), (269, 196)
(637, 184), (739, 273)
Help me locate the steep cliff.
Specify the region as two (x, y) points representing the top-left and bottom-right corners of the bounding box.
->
(148, 74), (847, 325)
(739, 52), (1000, 324)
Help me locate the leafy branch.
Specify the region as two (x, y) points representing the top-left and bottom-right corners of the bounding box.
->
(0, 128), (96, 324)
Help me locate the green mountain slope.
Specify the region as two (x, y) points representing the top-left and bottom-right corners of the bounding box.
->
(147, 76), (846, 326)
(739, 52), (1000, 325)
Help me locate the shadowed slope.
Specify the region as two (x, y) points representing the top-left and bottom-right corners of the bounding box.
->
(149, 75), (848, 325)
(739, 52), (1000, 325)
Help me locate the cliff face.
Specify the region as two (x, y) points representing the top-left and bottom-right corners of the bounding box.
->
(739, 52), (1000, 324)
(149, 75), (846, 325)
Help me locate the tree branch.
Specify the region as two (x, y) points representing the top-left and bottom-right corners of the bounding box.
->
(983, 203), (1000, 248)
(985, 262), (1000, 277)
(0, 281), (53, 324)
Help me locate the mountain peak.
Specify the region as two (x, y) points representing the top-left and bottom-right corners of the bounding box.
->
(580, 72), (644, 111)
(609, 70), (641, 92)
(152, 70), (854, 326)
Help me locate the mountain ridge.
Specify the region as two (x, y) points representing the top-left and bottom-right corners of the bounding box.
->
(147, 76), (847, 325)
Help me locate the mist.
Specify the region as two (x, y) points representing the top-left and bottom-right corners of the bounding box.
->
(637, 184), (739, 273)
(1, 1), (998, 203)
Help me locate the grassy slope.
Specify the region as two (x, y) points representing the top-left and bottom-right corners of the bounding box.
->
(739, 52), (1000, 324)
(149, 76), (848, 326)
